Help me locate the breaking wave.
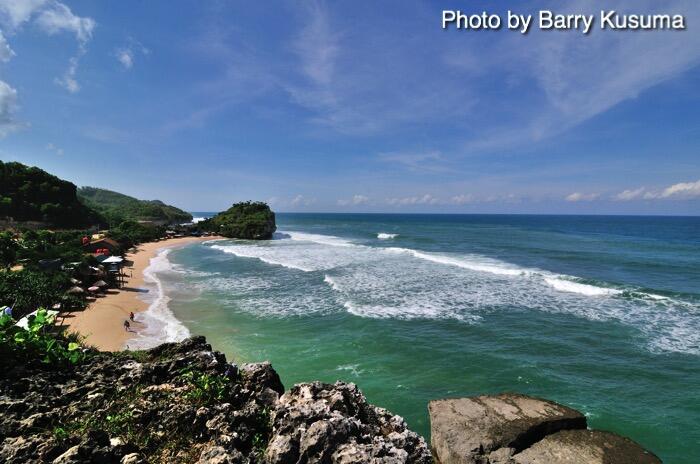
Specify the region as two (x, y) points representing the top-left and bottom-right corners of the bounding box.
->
(205, 231), (700, 354)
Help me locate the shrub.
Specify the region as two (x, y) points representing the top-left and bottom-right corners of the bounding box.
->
(0, 309), (86, 366)
(180, 368), (230, 404)
(0, 269), (80, 319)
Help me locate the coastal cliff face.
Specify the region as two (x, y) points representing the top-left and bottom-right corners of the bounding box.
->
(0, 336), (430, 463)
(0, 335), (662, 463)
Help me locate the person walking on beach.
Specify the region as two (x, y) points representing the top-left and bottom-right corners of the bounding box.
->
(124, 320), (130, 331)
(129, 311), (135, 322)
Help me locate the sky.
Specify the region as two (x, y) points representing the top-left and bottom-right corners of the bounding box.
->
(0, 0), (699, 215)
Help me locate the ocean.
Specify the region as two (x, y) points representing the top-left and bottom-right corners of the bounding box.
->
(130, 213), (699, 463)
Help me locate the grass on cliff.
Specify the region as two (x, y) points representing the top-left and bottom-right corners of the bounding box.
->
(2, 318), (274, 463)
(50, 367), (246, 462)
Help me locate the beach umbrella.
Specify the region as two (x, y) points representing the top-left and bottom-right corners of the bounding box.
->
(94, 280), (108, 287)
(88, 286), (100, 293)
(67, 286), (84, 294)
(70, 278), (82, 285)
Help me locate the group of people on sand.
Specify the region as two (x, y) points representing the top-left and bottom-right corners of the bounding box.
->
(124, 311), (135, 331)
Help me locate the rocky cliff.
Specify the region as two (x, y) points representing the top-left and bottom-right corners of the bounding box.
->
(0, 335), (663, 463)
(0, 336), (430, 463)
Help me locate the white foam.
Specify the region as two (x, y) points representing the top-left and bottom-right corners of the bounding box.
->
(205, 230), (700, 354)
(323, 275), (342, 292)
(544, 277), (623, 296)
(384, 247), (534, 277)
(191, 217), (207, 223)
(336, 364), (364, 376)
(286, 231), (356, 247)
(210, 244), (314, 272)
(377, 233), (398, 239)
(125, 249), (191, 350)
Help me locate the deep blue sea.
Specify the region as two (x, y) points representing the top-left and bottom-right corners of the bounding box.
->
(135, 214), (700, 463)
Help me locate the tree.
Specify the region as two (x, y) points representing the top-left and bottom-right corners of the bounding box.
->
(0, 232), (18, 269)
(0, 161), (103, 228)
(0, 269), (77, 319)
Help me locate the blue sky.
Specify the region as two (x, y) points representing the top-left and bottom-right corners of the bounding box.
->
(0, 0), (699, 214)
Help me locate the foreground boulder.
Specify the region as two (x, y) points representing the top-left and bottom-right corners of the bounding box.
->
(512, 430), (661, 464)
(428, 394), (660, 464)
(266, 381), (432, 463)
(0, 336), (430, 463)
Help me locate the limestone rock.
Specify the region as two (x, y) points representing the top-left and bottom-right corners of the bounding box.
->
(1, 335), (430, 464)
(429, 393), (586, 463)
(266, 381), (432, 463)
(512, 429), (661, 464)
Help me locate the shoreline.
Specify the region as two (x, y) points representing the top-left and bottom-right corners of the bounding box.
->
(61, 236), (220, 351)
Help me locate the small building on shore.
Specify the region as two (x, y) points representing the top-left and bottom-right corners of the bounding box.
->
(83, 237), (121, 255)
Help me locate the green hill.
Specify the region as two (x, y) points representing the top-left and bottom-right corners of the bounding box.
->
(0, 161), (102, 228)
(78, 187), (192, 226)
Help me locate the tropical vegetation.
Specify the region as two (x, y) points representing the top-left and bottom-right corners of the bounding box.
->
(200, 201), (276, 239)
(0, 308), (86, 366)
(0, 161), (102, 228)
(78, 186), (192, 227)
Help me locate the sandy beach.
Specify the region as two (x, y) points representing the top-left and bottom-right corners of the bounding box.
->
(61, 236), (219, 351)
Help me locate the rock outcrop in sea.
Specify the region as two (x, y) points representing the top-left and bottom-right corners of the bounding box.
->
(201, 202), (276, 240)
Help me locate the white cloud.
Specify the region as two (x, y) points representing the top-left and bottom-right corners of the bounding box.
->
(34, 1), (94, 43)
(0, 30), (14, 62)
(659, 179), (700, 199)
(55, 54), (80, 93)
(0, 79), (20, 137)
(455, 0), (700, 152)
(565, 192), (600, 202)
(386, 194), (440, 206)
(0, 1), (95, 94)
(114, 38), (149, 70)
(116, 48), (133, 69)
(290, 194), (316, 207)
(451, 194), (475, 205)
(378, 151), (448, 173)
(337, 194), (369, 206)
(613, 180), (700, 201)
(282, 0), (476, 134)
(37, 2), (95, 93)
(613, 188), (646, 201)
(0, 0), (47, 29)
(45, 142), (63, 155)
(294, 0), (337, 87)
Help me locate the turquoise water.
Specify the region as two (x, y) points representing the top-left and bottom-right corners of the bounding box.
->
(150, 214), (699, 462)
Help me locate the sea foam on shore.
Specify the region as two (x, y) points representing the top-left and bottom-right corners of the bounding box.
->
(126, 248), (191, 350)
